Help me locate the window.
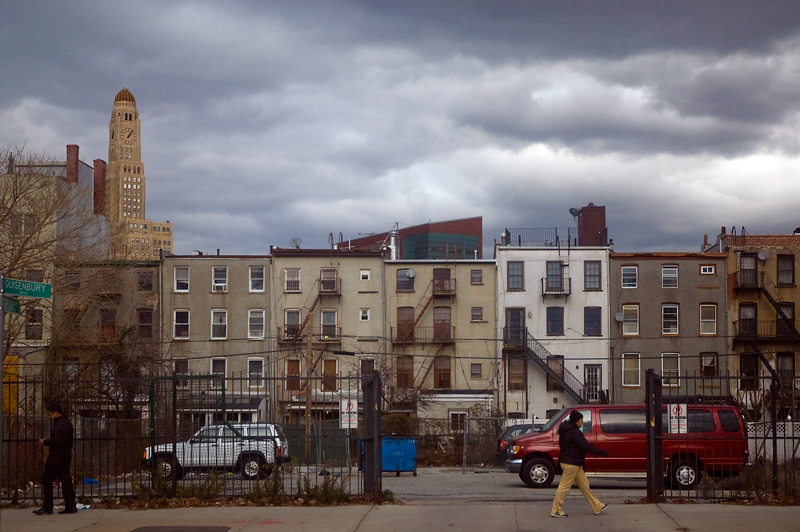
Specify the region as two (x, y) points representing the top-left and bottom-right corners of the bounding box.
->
(138, 270), (154, 291)
(584, 261), (601, 290)
(10, 213), (37, 236)
(211, 309), (227, 339)
(138, 308), (153, 338)
(174, 267), (189, 292)
(321, 309), (338, 339)
(65, 271), (80, 289)
(397, 306), (415, 341)
(285, 268), (300, 292)
(360, 269), (370, 281)
(738, 303), (757, 336)
(248, 358), (264, 389)
(320, 268), (338, 292)
(777, 255), (795, 286)
(211, 358), (226, 377)
(213, 266), (228, 292)
(739, 253), (758, 287)
(250, 266), (265, 292)
(284, 309), (301, 338)
(700, 265), (715, 275)
(322, 359), (337, 391)
(662, 304), (679, 334)
(471, 363), (482, 379)
(507, 261), (524, 290)
(621, 266), (637, 288)
(433, 306), (452, 340)
(434, 356), (451, 388)
(100, 308), (116, 341)
(470, 269), (483, 285)
(777, 352), (795, 380)
(776, 303), (795, 336)
(546, 355), (564, 391)
(26, 309), (43, 340)
(174, 359), (189, 387)
(546, 307), (564, 336)
(174, 310), (189, 339)
(622, 304), (639, 335)
(702, 353), (718, 378)
(449, 410), (467, 431)
(546, 261), (563, 291)
(471, 306), (484, 322)
(599, 409), (646, 434)
(740, 353), (759, 391)
(396, 269), (415, 291)
(662, 265), (678, 288)
(700, 304), (717, 335)
(287, 359), (300, 391)
(360, 308), (370, 321)
(508, 356), (526, 391)
(396, 355), (413, 389)
(248, 309), (265, 339)
(27, 270), (43, 283)
(662, 353), (679, 387)
(584, 307), (602, 336)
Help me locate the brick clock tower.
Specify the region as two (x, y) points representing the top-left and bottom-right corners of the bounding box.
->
(105, 87), (173, 259)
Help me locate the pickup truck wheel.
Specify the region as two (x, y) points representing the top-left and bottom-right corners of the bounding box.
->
(241, 456), (265, 480)
(521, 458), (554, 488)
(155, 456), (179, 480)
(670, 458), (700, 489)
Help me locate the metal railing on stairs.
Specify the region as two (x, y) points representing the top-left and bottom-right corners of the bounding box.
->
(523, 332), (584, 403)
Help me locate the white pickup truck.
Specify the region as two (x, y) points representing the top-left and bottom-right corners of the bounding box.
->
(142, 423), (289, 480)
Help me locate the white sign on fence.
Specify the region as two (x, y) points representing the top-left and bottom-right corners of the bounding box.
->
(669, 403), (688, 434)
(340, 398), (358, 429)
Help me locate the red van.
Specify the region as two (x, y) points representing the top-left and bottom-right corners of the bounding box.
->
(505, 403), (748, 489)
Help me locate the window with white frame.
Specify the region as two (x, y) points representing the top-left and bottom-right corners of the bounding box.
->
(174, 266), (189, 292)
(702, 353), (718, 378)
(360, 308), (370, 321)
(360, 269), (371, 281)
(662, 353), (680, 387)
(284, 309), (300, 338)
(250, 266), (265, 292)
(471, 306), (484, 322)
(700, 265), (715, 275)
(621, 266), (637, 288)
(321, 309), (338, 339)
(211, 358), (226, 380)
(212, 266), (228, 292)
(622, 353), (640, 386)
(174, 359), (189, 387)
(507, 261), (524, 290)
(700, 304), (717, 335)
(471, 363), (482, 379)
(211, 309), (227, 339)
(285, 268), (300, 292)
(662, 265), (678, 288)
(248, 358), (264, 389)
(584, 261), (601, 290)
(248, 309), (265, 339)
(173, 310), (190, 339)
(622, 304), (639, 335)
(662, 304), (679, 334)
(449, 409), (467, 431)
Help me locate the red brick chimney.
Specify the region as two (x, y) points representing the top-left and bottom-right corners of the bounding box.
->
(66, 144), (79, 185)
(577, 203), (608, 246)
(93, 159), (107, 216)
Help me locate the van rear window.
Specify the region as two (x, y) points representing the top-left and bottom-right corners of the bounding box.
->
(599, 409), (646, 434)
(717, 409), (742, 433)
(661, 408), (715, 433)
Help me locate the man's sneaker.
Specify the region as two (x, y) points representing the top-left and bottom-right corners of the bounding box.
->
(596, 504), (609, 515)
(551, 513), (568, 518)
(32, 508), (53, 515)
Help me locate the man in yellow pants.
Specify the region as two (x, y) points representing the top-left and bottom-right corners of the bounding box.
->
(550, 410), (609, 518)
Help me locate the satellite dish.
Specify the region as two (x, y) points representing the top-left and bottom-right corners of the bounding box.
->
(758, 250), (769, 261)
(614, 312), (625, 323)
(407, 268), (416, 279)
(290, 237), (303, 249)
(569, 207), (581, 217)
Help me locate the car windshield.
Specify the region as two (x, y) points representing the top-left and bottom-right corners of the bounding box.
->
(539, 408), (569, 432)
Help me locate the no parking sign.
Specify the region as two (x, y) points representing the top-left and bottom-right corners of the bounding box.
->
(669, 403), (687, 434)
(340, 398), (358, 429)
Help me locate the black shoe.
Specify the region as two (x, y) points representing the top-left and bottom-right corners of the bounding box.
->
(33, 508), (53, 515)
(59, 508), (78, 514)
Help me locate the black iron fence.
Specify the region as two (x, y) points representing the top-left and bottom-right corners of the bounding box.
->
(1, 372), (371, 504)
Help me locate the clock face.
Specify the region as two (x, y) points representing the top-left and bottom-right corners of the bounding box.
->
(122, 127), (137, 144)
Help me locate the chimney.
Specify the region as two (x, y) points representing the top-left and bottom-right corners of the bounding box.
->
(6, 153), (14, 174)
(577, 203), (607, 246)
(93, 159), (107, 216)
(66, 144), (79, 185)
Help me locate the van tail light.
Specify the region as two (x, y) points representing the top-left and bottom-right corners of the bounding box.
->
(277, 445), (283, 457)
(499, 441), (507, 451)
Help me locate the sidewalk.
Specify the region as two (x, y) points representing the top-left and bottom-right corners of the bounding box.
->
(2, 502), (800, 532)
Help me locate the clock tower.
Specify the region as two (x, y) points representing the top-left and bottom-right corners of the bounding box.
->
(105, 87), (173, 259)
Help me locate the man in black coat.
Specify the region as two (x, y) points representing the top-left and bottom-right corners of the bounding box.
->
(33, 402), (77, 515)
(550, 410), (609, 518)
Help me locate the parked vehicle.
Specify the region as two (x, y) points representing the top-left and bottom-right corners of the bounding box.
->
(496, 424), (536, 462)
(505, 403), (748, 489)
(142, 423), (289, 480)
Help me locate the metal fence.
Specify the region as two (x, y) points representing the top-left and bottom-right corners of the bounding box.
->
(2, 372), (369, 504)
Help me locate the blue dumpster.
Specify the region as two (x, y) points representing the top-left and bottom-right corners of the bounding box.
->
(382, 436), (418, 476)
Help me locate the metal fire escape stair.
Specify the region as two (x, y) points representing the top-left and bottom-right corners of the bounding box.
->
(414, 344), (446, 393)
(521, 333), (584, 403)
(759, 273), (800, 338)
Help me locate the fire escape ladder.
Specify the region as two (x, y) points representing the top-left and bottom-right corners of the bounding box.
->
(411, 282), (435, 330)
(760, 274), (800, 338)
(522, 332), (584, 403)
(290, 290), (321, 347)
(415, 343), (446, 393)
(301, 348), (329, 391)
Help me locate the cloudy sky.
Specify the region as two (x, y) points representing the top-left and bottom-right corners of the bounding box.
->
(3, 1), (800, 256)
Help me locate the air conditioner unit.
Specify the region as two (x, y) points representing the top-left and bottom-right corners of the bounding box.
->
(212, 284), (227, 293)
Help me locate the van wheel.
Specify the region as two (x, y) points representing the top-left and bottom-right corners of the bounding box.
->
(155, 455), (181, 480)
(241, 456), (265, 480)
(521, 458), (555, 488)
(670, 458), (700, 489)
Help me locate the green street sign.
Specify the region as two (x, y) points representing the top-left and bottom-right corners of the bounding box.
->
(2, 277), (52, 299)
(3, 296), (20, 314)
